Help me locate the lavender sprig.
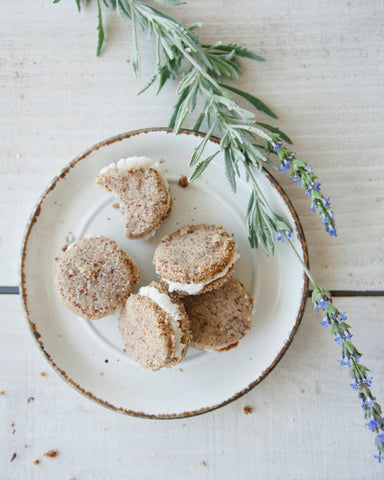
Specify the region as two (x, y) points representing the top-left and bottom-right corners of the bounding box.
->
(264, 136), (336, 237)
(312, 287), (384, 462)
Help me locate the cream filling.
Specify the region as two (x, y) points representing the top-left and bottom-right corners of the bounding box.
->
(99, 156), (162, 175)
(139, 285), (185, 359)
(162, 251), (240, 295)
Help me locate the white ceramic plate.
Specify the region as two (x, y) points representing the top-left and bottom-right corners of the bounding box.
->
(20, 128), (308, 418)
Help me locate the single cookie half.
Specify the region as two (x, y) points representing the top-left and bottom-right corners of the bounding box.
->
(153, 224), (239, 296)
(182, 278), (253, 351)
(55, 235), (140, 320)
(96, 156), (171, 239)
(119, 282), (191, 371)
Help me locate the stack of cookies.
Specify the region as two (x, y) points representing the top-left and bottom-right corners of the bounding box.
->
(55, 156), (253, 371)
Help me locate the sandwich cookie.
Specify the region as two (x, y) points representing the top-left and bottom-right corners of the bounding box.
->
(119, 282), (191, 371)
(96, 156), (171, 239)
(153, 224), (239, 296)
(182, 278), (253, 351)
(55, 235), (140, 320)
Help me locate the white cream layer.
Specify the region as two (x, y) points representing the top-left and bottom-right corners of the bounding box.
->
(99, 156), (162, 175)
(139, 285), (185, 360)
(162, 251), (240, 295)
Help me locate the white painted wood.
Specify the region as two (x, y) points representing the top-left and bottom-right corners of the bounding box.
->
(1, 294), (383, 479)
(1, 0), (384, 478)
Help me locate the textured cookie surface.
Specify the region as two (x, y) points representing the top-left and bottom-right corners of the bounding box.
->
(55, 235), (140, 320)
(182, 278), (253, 351)
(96, 163), (171, 239)
(119, 282), (191, 371)
(153, 224), (237, 295)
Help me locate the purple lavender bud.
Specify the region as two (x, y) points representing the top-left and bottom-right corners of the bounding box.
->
(366, 418), (379, 431)
(313, 302), (320, 312)
(365, 377), (373, 387)
(350, 379), (359, 390)
(349, 379), (359, 390)
(319, 299), (328, 309)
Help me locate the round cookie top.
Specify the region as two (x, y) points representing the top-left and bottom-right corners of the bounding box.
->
(119, 282), (191, 371)
(182, 278), (253, 351)
(55, 235), (140, 320)
(96, 156), (171, 239)
(153, 224), (237, 291)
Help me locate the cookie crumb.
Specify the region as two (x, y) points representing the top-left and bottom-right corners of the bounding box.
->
(62, 245), (68, 252)
(243, 406), (253, 415)
(0, 390), (5, 395)
(10, 453), (16, 463)
(27, 397), (35, 404)
(200, 461), (207, 467)
(178, 175), (188, 188)
(33, 459), (40, 465)
(54, 257), (59, 261)
(179, 368), (183, 372)
(300, 389), (305, 394)
(44, 449), (58, 458)
(40, 372), (46, 377)
(112, 202), (119, 209)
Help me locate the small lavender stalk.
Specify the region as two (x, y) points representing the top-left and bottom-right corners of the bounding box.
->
(284, 232), (384, 463)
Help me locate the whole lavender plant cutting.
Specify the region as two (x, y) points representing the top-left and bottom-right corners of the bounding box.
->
(54, 0), (384, 462)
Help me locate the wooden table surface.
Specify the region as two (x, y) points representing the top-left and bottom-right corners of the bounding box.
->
(1, 1), (383, 478)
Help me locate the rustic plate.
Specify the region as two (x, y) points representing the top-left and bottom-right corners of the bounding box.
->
(20, 128), (308, 418)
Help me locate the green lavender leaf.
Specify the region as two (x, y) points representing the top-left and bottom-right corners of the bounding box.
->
(190, 124), (216, 167)
(152, 0), (186, 5)
(256, 122), (293, 145)
(189, 151), (219, 181)
(168, 88), (189, 129)
(221, 84), (277, 119)
(224, 148), (237, 193)
(207, 43), (265, 62)
(96, 0), (105, 56)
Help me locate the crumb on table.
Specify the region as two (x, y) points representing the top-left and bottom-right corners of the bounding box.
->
(112, 202), (119, 209)
(44, 449), (58, 458)
(33, 459), (40, 466)
(243, 406), (253, 415)
(27, 397), (35, 404)
(10, 453), (16, 463)
(178, 175), (188, 187)
(0, 390), (5, 395)
(200, 461), (207, 467)
(40, 372), (46, 377)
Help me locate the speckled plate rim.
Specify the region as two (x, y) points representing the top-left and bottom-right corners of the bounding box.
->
(19, 127), (309, 419)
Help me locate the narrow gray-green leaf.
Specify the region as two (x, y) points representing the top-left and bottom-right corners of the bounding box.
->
(256, 122), (293, 144)
(190, 129), (214, 166)
(152, 0), (186, 6)
(221, 84), (277, 119)
(168, 88), (189, 129)
(189, 151), (219, 182)
(96, 0), (105, 56)
(205, 43), (265, 62)
(224, 148), (237, 193)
